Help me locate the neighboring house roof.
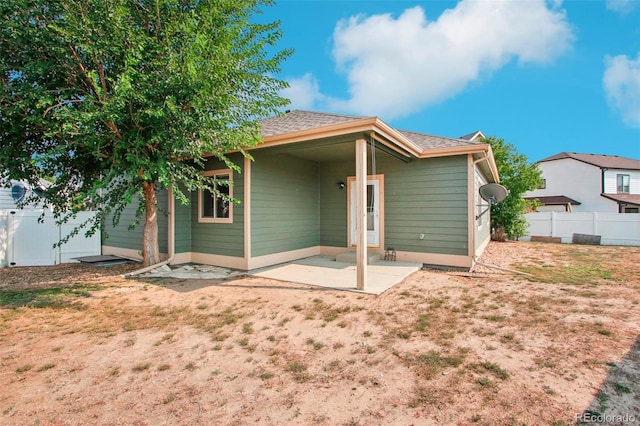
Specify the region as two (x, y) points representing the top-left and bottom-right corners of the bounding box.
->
(601, 193), (640, 206)
(537, 152), (640, 170)
(524, 195), (581, 206)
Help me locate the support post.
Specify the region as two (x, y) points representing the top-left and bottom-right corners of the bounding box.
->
(356, 138), (367, 290)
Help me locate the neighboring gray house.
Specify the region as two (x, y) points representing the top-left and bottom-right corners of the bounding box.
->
(525, 152), (640, 213)
(103, 110), (499, 277)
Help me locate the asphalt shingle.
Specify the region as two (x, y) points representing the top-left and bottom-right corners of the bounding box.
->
(258, 110), (482, 153)
(259, 110), (367, 137)
(538, 152), (640, 170)
(398, 129), (482, 151)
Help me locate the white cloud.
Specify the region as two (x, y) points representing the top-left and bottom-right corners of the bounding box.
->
(280, 73), (323, 111)
(603, 52), (640, 128)
(319, 0), (575, 118)
(606, 0), (636, 14)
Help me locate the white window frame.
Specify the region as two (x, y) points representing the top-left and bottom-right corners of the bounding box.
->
(198, 169), (233, 224)
(617, 174), (630, 194)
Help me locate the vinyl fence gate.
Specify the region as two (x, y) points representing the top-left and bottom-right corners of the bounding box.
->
(0, 210), (101, 267)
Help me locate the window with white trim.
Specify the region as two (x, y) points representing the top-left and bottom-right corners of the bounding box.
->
(198, 170), (232, 223)
(617, 174), (630, 194)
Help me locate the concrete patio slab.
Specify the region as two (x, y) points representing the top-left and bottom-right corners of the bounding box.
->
(142, 264), (242, 280)
(250, 255), (422, 295)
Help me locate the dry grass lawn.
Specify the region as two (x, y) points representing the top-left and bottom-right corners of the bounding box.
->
(0, 242), (638, 425)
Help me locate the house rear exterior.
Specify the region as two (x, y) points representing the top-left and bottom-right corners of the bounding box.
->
(103, 110), (499, 271)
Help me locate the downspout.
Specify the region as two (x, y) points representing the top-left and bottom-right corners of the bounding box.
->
(123, 185), (176, 277)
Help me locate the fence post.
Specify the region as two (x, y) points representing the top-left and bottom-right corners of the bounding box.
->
(550, 211), (556, 237)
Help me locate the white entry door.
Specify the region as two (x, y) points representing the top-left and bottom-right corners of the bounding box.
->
(349, 177), (381, 247)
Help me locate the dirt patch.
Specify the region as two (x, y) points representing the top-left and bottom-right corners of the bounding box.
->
(1, 242), (639, 425)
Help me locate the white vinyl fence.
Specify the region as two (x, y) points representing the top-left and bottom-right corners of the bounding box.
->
(0, 210), (101, 267)
(522, 212), (640, 246)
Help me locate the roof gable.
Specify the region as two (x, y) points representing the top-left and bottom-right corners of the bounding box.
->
(255, 110), (499, 183)
(259, 110), (482, 152)
(459, 130), (486, 142)
(398, 129), (483, 151)
(538, 152), (640, 170)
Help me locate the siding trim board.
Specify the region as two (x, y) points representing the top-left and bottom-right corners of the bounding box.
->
(244, 156), (252, 261)
(156, 246), (474, 270)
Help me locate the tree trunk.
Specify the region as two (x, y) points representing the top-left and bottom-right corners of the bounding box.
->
(142, 181), (161, 267)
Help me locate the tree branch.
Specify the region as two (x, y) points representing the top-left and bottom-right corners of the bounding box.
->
(42, 99), (83, 117)
(103, 119), (123, 139)
(66, 44), (100, 99)
(96, 59), (108, 100)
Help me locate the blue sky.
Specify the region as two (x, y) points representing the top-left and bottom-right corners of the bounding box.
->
(260, 0), (640, 162)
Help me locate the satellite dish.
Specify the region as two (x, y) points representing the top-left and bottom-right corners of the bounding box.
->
(10, 183), (27, 204)
(476, 183), (509, 220)
(479, 183), (509, 205)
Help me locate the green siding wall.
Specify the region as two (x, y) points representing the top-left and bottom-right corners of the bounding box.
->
(104, 189), (169, 253)
(319, 161), (350, 247)
(251, 152), (319, 257)
(190, 154), (244, 257)
(174, 187), (192, 254)
(318, 153), (469, 256)
(104, 147), (471, 261)
(385, 155), (468, 255)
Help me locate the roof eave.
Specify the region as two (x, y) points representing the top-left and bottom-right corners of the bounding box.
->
(371, 118), (423, 157)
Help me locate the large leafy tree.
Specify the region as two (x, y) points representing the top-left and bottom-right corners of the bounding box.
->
(0, 0), (291, 266)
(482, 136), (542, 240)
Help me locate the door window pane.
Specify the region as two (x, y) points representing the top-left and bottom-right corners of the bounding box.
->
(367, 184), (375, 231)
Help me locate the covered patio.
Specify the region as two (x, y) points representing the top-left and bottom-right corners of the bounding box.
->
(140, 255), (422, 295)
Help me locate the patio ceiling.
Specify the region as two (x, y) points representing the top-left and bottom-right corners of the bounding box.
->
(267, 137), (410, 164)
(283, 140), (356, 163)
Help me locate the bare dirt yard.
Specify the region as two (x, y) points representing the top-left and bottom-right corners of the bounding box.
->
(1, 242), (639, 425)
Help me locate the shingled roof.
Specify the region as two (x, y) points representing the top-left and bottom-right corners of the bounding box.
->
(524, 195), (581, 206)
(259, 110), (367, 138)
(601, 193), (640, 206)
(397, 129), (482, 151)
(538, 152), (640, 170)
(259, 110), (481, 153)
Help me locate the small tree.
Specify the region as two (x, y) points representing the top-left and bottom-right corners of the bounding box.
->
(482, 137), (542, 240)
(0, 0), (291, 266)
